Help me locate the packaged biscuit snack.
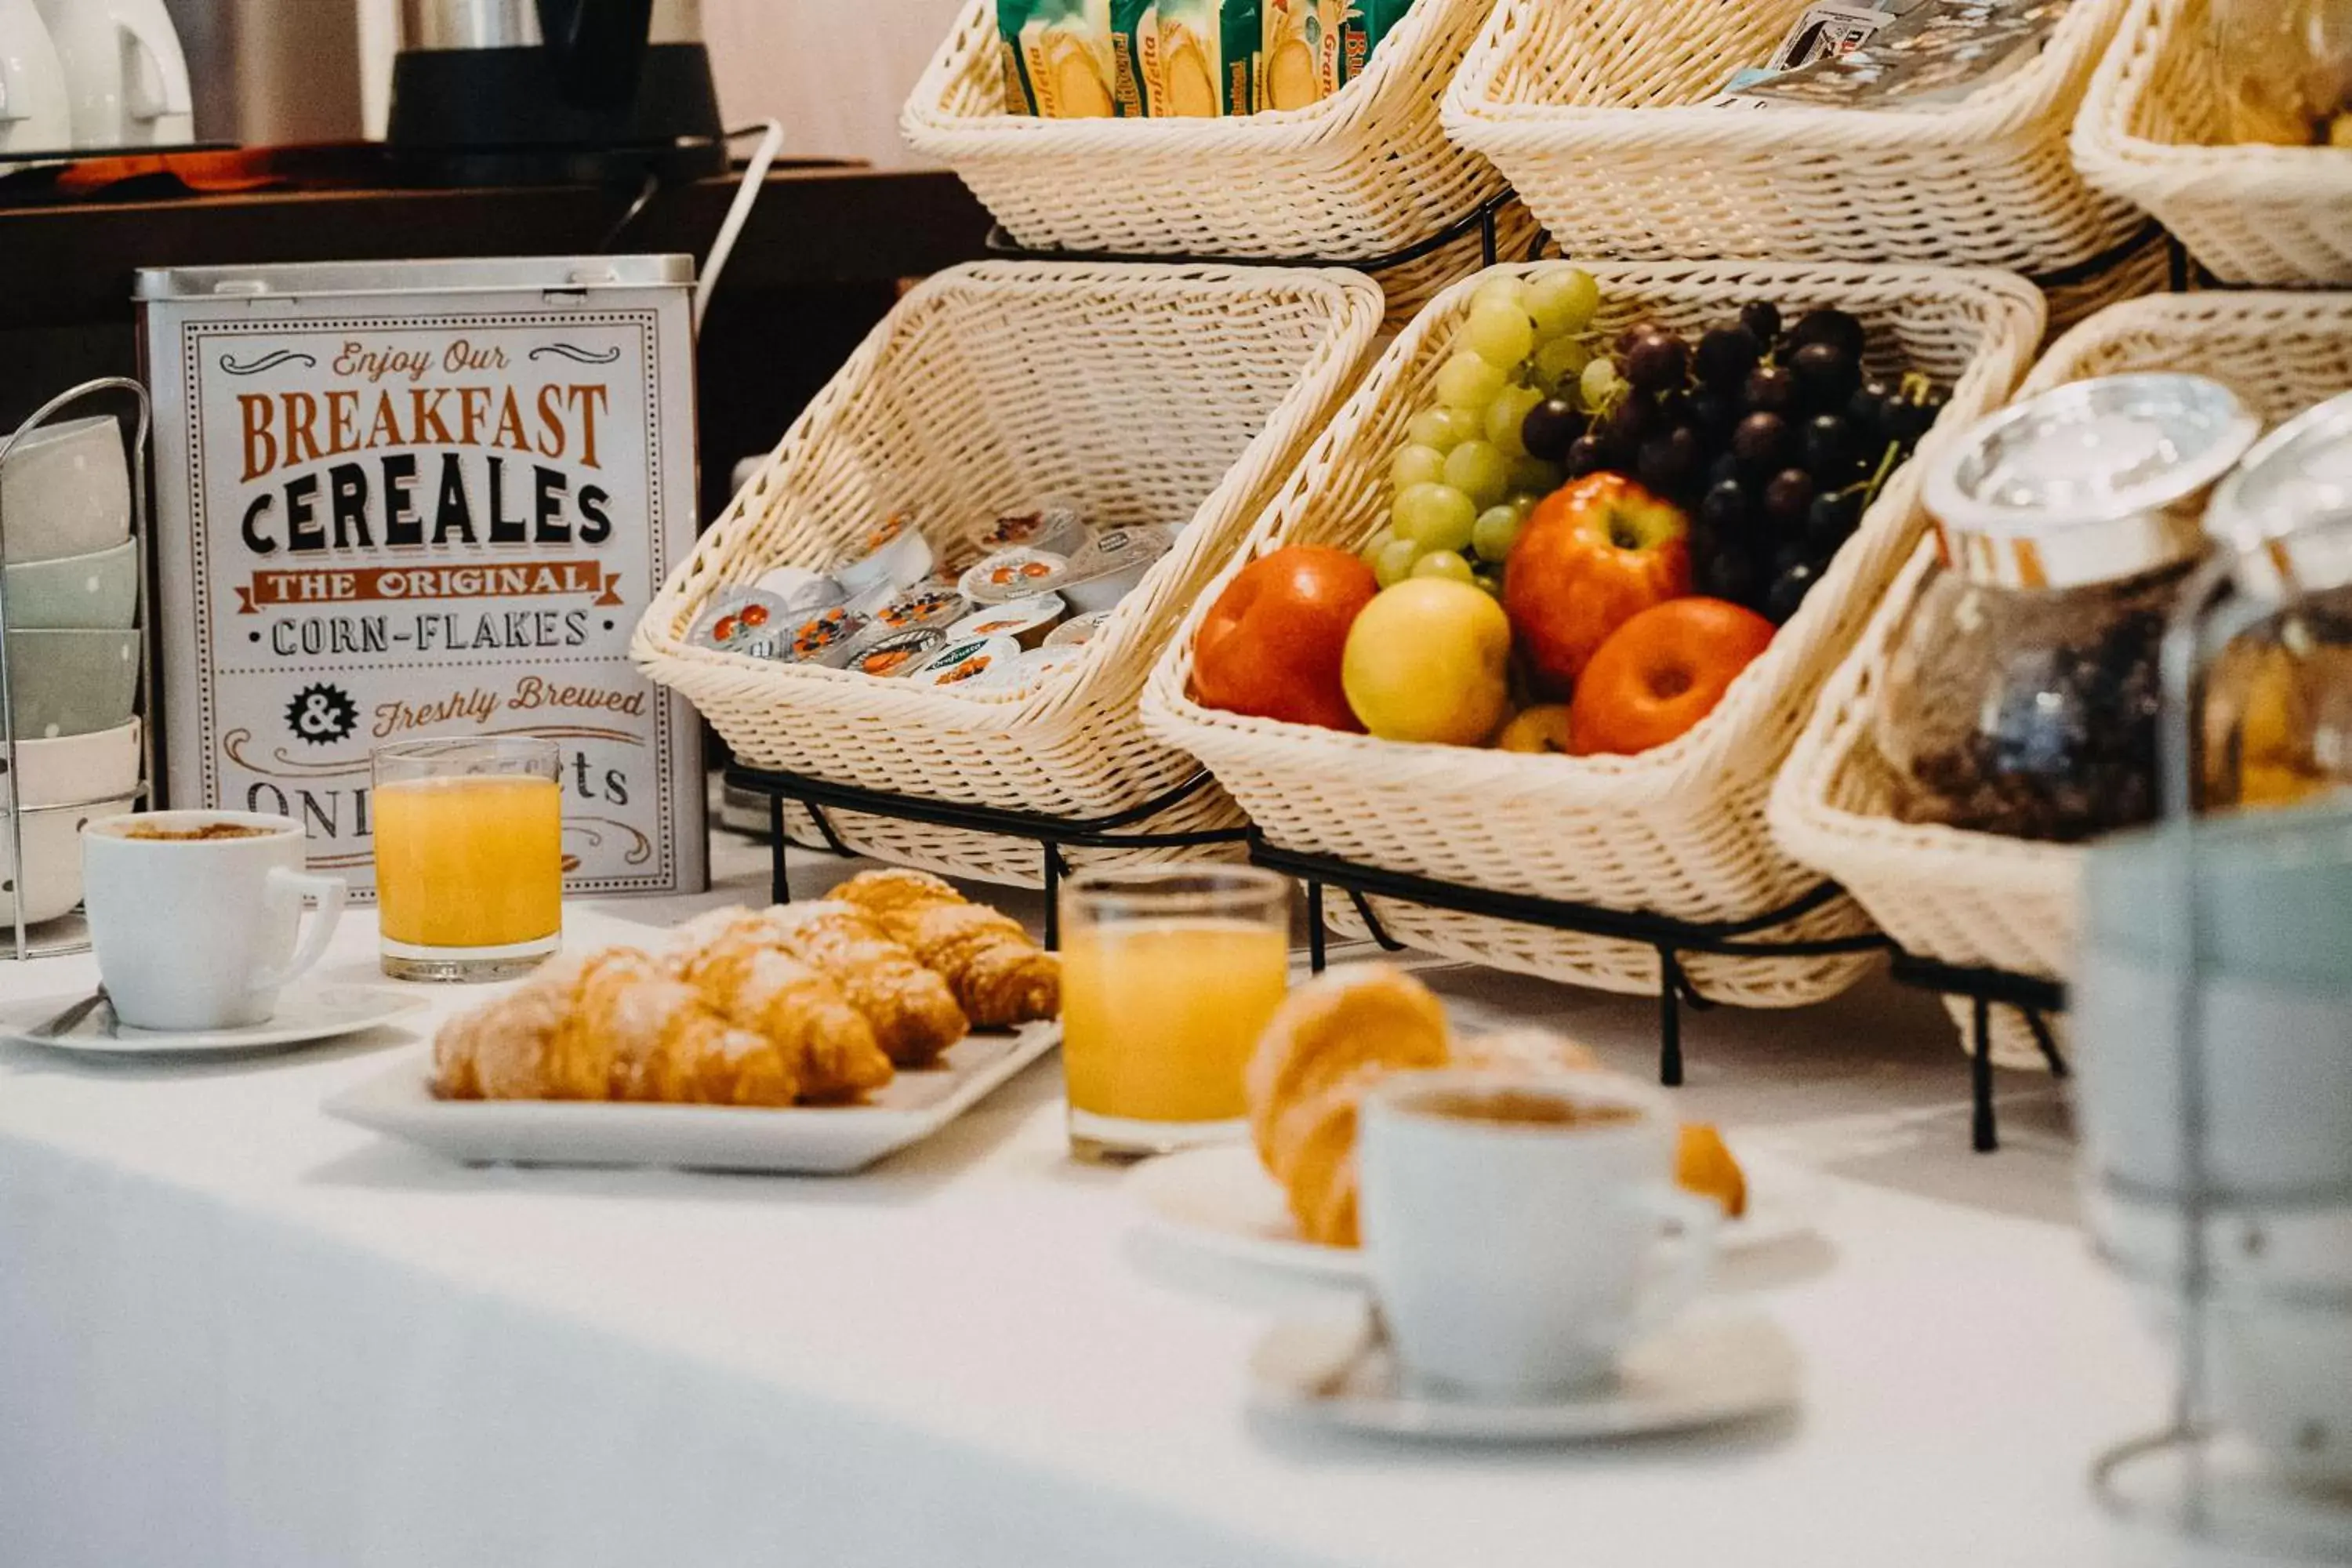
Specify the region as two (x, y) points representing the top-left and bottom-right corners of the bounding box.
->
(1000, 0), (1130, 118)
(1261, 0), (1412, 108)
(1120, 0), (1261, 118)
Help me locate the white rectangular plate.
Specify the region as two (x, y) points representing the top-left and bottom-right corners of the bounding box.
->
(325, 1022), (1060, 1174)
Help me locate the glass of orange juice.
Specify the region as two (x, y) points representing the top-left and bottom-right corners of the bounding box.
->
(372, 737), (563, 982)
(1058, 865), (1291, 1163)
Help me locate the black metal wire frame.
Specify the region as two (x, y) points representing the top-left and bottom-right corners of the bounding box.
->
(1243, 835), (1887, 1091)
(722, 765), (1250, 948)
(983, 191), (1518, 274)
(1885, 952), (2070, 1152)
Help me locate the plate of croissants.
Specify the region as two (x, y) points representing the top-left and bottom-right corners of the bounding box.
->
(326, 870), (1063, 1174)
(1124, 967), (1824, 1279)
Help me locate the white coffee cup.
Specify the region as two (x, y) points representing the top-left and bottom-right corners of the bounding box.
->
(1359, 1069), (1722, 1399)
(32, 0), (190, 147)
(82, 811), (347, 1031)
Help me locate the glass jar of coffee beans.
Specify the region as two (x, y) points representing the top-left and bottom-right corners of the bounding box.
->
(1875, 375), (2259, 843)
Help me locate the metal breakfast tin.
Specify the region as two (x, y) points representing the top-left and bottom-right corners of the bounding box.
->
(136, 255), (708, 898)
(1925, 374), (2258, 590)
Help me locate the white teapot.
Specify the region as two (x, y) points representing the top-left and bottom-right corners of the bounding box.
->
(0, 0), (70, 154)
(32, 0), (190, 148)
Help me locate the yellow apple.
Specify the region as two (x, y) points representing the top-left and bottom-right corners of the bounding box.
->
(1496, 704), (1574, 755)
(1341, 579), (1513, 746)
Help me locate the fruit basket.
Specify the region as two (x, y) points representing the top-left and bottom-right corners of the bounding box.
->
(1142, 260), (2043, 1004)
(2074, 0), (2352, 287)
(1441, 0), (2141, 273)
(635, 260), (1383, 887)
(901, 0), (1510, 272)
(1769, 290), (2352, 1065)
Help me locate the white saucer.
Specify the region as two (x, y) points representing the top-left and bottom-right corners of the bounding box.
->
(0, 982), (429, 1057)
(1250, 1305), (1802, 1443)
(1127, 1142), (1824, 1282)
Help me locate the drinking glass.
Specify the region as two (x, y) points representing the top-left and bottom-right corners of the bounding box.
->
(1057, 865), (1291, 1162)
(372, 736), (562, 982)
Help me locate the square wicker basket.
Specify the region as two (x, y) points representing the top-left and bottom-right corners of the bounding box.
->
(1141, 260), (2044, 1004)
(1442, 0), (2142, 273)
(1769, 290), (2352, 1065)
(633, 261), (1383, 887)
(902, 0), (1510, 270)
(2074, 0), (2352, 287)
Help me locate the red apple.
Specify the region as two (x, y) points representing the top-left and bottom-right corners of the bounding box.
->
(1502, 474), (1692, 696)
(1192, 546), (1378, 731)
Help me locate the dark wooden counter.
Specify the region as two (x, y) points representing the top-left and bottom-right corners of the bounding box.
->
(0, 164), (993, 329)
(0, 163), (995, 521)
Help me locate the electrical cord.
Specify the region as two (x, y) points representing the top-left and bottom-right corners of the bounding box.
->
(696, 119), (786, 331)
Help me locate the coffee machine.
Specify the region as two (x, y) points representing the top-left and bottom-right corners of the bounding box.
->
(387, 0), (726, 184)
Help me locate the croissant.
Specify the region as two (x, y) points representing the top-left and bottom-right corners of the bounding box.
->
(1243, 969), (1604, 1247)
(1244, 966), (1450, 1247)
(668, 908), (896, 1102)
(833, 868), (1059, 1029)
(757, 900), (968, 1067)
(434, 948), (802, 1107)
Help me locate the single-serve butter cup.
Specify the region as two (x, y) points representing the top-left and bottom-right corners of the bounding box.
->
(960, 547), (1069, 606)
(1044, 610), (1113, 648)
(908, 634), (1022, 691)
(1057, 524), (1174, 613)
(688, 586), (799, 655)
(835, 511), (935, 596)
(947, 592), (1066, 649)
(869, 583), (972, 636)
(779, 603), (873, 667)
(846, 626), (946, 679)
(972, 644), (1087, 695)
(973, 503), (1090, 560)
(752, 564), (853, 612)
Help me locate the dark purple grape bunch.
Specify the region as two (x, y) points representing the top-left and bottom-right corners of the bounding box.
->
(1516, 297), (1946, 627)
(1692, 304), (1945, 625)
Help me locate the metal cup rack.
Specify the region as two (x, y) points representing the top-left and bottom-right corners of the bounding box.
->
(2085, 526), (2352, 1559)
(0, 378), (156, 960)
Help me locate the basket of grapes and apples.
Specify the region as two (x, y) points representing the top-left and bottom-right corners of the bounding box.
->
(1145, 260), (2043, 1003)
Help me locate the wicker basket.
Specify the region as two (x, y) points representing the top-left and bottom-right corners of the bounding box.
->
(634, 261), (1384, 887)
(1770, 290), (2352, 1065)
(902, 0), (1509, 271)
(1442, 0), (2141, 273)
(2074, 0), (2352, 287)
(1141, 260), (2045, 1003)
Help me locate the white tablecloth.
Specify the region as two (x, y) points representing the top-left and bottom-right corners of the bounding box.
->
(0, 844), (2288, 1568)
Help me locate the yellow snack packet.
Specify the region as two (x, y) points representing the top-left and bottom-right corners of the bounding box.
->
(1261, 0), (1414, 108)
(999, 0), (1131, 118)
(1119, 0), (1261, 118)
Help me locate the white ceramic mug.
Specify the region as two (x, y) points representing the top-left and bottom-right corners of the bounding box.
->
(1359, 1069), (1722, 1399)
(82, 811), (347, 1031)
(0, 0), (71, 154)
(32, 0), (189, 147)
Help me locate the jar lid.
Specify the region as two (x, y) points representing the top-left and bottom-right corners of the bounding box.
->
(1927, 374), (2258, 590)
(2205, 390), (2352, 603)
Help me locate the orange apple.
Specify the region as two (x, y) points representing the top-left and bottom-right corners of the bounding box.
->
(1192, 546), (1378, 731)
(1569, 597), (1774, 757)
(1501, 474), (1692, 696)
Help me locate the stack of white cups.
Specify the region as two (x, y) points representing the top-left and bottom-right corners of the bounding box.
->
(0, 0), (189, 157)
(2073, 801), (2352, 1495)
